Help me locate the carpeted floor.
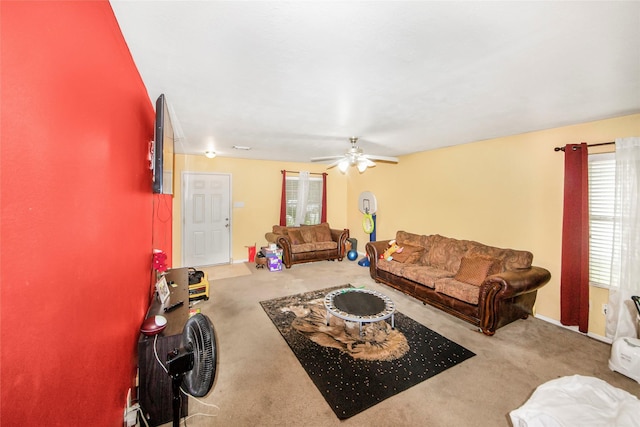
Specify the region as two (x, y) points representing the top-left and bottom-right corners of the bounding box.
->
(260, 285), (475, 419)
(159, 260), (640, 427)
(200, 262), (252, 281)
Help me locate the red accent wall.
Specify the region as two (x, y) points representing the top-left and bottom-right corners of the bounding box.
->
(1, 2), (171, 425)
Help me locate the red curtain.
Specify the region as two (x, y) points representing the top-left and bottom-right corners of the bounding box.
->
(321, 173), (327, 223)
(279, 170), (287, 226)
(560, 143), (589, 332)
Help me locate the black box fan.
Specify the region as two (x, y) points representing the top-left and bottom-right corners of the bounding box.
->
(167, 313), (217, 427)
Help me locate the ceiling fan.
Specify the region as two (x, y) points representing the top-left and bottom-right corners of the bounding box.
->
(310, 137), (399, 173)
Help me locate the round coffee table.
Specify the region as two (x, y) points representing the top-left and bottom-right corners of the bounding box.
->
(324, 288), (395, 335)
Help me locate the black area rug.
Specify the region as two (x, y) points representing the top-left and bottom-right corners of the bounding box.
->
(260, 285), (475, 419)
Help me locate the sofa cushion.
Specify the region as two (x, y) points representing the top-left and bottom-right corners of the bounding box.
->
(455, 256), (501, 286)
(299, 223), (333, 243)
(435, 278), (480, 305)
(391, 244), (424, 263)
(299, 226), (317, 243)
(402, 265), (454, 289)
(396, 231), (427, 248)
(377, 258), (407, 276)
(288, 229), (305, 245)
(273, 225), (288, 235)
(466, 244), (533, 271)
(314, 223), (333, 242)
(290, 241), (337, 254)
(423, 235), (470, 273)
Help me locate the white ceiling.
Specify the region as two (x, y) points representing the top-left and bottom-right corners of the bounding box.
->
(110, 1), (640, 163)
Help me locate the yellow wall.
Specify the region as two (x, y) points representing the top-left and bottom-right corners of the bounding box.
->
(172, 155), (348, 265)
(347, 113), (639, 337)
(173, 113), (639, 337)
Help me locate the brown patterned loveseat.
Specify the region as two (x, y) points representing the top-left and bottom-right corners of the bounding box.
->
(265, 223), (349, 269)
(366, 231), (551, 335)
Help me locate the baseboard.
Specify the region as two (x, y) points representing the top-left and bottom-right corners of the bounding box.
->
(534, 313), (612, 344)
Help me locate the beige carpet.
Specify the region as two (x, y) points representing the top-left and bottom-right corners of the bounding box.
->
(199, 262), (252, 281)
(159, 260), (640, 427)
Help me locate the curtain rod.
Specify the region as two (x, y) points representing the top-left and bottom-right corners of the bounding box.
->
(553, 141), (615, 152)
(281, 170), (326, 176)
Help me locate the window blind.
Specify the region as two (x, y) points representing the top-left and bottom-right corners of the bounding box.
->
(588, 152), (616, 287)
(285, 176), (323, 226)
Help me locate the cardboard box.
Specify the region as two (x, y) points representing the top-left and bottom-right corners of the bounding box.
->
(261, 246), (283, 260)
(267, 255), (282, 272)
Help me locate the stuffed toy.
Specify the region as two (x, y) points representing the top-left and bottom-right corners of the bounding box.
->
(382, 239), (404, 261)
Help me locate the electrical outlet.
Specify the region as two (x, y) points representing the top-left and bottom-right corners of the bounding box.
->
(602, 304), (608, 315)
(124, 388), (139, 427)
(123, 389), (129, 426)
(124, 404), (139, 427)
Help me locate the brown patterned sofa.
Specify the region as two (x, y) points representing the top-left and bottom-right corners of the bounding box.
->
(365, 231), (551, 335)
(265, 223), (349, 269)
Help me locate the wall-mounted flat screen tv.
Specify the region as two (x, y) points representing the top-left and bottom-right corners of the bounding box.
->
(152, 94), (174, 195)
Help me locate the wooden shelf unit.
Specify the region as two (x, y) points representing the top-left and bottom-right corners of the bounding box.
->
(138, 268), (189, 426)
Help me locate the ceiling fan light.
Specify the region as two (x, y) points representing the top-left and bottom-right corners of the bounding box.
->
(357, 160), (368, 173)
(338, 159), (350, 173)
(204, 150), (216, 158)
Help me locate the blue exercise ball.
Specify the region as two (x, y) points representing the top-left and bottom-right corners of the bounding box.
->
(347, 250), (358, 261)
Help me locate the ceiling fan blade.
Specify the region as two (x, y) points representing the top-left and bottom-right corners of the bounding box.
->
(324, 158), (344, 169)
(310, 155), (344, 162)
(311, 137), (398, 169)
(362, 158), (376, 167)
(363, 154), (399, 163)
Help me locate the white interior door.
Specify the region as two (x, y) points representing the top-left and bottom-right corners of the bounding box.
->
(182, 172), (231, 267)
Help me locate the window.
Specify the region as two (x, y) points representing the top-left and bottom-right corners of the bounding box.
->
(588, 152), (617, 288)
(285, 176), (323, 226)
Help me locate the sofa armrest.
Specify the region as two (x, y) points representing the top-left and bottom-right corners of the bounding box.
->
(366, 240), (392, 259)
(275, 234), (292, 248)
(484, 266), (552, 299)
(478, 266), (551, 335)
(330, 228), (350, 257)
(365, 240), (393, 277)
(330, 228), (349, 242)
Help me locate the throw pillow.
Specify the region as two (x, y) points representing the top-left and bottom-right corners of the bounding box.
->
(314, 223), (333, 242)
(288, 229), (305, 245)
(454, 256), (500, 286)
(391, 244), (425, 263)
(300, 226), (317, 243)
(396, 231), (426, 247)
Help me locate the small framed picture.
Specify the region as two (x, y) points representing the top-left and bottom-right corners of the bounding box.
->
(156, 275), (171, 304)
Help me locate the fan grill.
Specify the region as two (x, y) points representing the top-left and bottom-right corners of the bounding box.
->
(182, 314), (216, 397)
